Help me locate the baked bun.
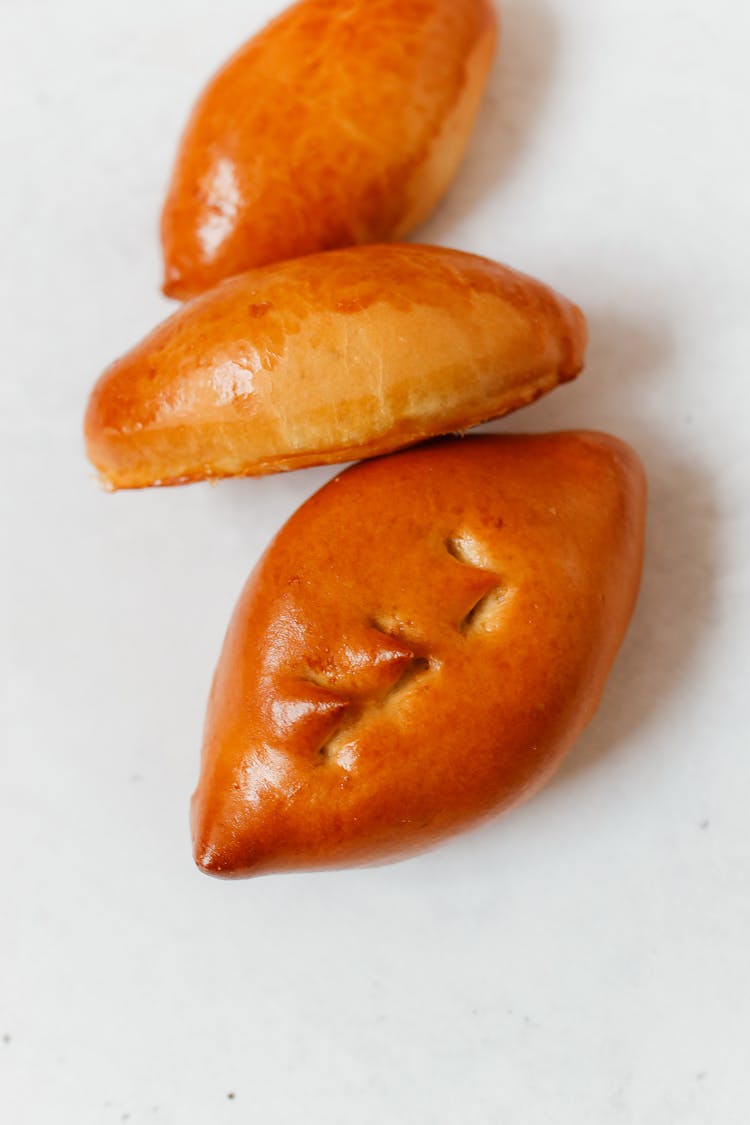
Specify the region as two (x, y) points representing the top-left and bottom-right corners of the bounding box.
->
(84, 244), (586, 490)
(161, 0), (498, 298)
(192, 432), (646, 878)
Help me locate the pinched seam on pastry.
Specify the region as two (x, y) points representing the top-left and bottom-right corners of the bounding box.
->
(281, 532), (511, 769)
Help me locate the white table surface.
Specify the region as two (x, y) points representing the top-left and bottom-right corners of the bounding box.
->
(2, 1), (749, 1121)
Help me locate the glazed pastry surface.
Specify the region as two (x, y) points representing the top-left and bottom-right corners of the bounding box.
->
(161, 0), (498, 297)
(192, 432), (646, 877)
(85, 245), (587, 490)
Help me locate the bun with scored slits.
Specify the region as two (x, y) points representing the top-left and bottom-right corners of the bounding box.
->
(192, 432), (646, 878)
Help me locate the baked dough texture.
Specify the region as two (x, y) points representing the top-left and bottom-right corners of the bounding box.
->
(84, 244), (587, 490)
(161, 0), (498, 298)
(192, 432), (646, 877)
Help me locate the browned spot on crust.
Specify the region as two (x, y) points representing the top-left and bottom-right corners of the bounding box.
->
(335, 297), (368, 314)
(248, 302), (272, 318)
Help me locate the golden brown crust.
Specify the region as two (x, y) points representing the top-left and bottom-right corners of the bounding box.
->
(161, 0), (498, 298)
(84, 244), (587, 490)
(192, 432), (647, 878)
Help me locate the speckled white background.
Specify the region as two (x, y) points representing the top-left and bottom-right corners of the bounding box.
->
(2, 1), (749, 1121)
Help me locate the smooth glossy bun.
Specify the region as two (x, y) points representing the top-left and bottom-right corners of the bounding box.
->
(161, 0), (498, 298)
(192, 432), (646, 878)
(84, 244), (586, 490)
